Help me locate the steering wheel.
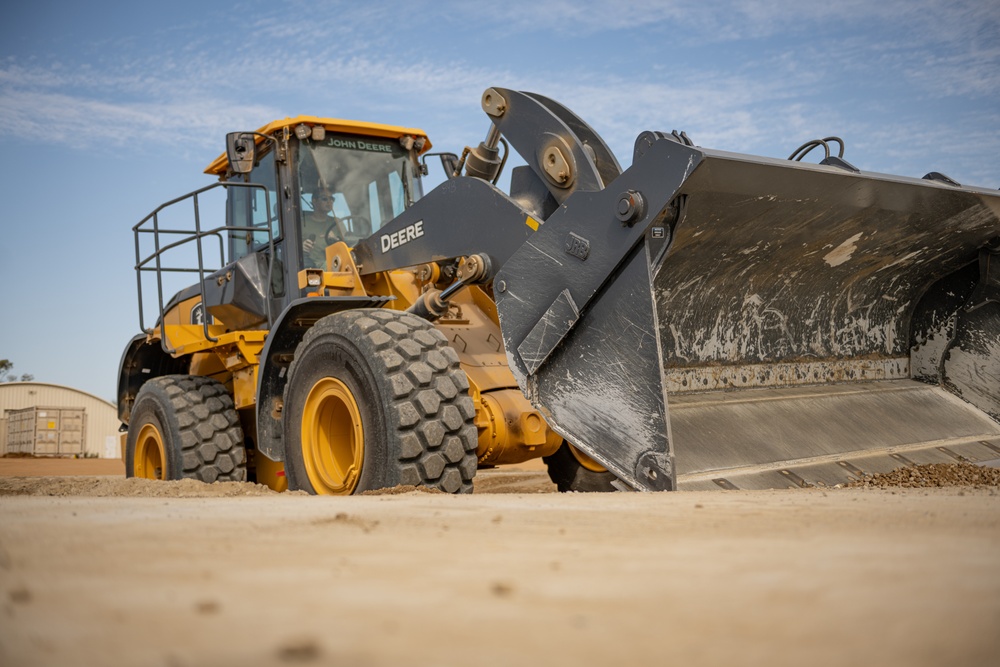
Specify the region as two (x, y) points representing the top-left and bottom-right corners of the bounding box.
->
(338, 215), (372, 239)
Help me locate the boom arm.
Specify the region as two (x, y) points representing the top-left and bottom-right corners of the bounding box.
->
(352, 87), (689, 490)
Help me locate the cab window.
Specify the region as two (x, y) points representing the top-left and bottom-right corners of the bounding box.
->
(297, 132), (417, 252)
(228, 149), (279, 261)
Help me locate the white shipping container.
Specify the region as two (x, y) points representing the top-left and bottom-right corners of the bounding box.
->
(5, 406), (87, 457)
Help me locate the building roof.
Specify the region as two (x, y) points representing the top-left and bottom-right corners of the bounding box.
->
(0, 382), (115, 409)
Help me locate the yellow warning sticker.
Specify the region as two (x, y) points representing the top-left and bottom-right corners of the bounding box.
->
(525, 216), (539, 231)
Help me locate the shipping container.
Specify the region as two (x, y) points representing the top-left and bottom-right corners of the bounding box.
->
(5, 406), (87, 457)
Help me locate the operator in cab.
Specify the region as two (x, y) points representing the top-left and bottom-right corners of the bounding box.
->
(301, 186), (348, 268)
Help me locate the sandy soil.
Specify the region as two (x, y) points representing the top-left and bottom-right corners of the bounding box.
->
(1, 459), (998, 667)
(0, 458), (125, 477)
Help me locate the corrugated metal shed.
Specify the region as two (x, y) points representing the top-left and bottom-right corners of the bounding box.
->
(0, 383), (120, 458)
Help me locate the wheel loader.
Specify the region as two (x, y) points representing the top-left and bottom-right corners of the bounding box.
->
(118, 87), (1000, 494)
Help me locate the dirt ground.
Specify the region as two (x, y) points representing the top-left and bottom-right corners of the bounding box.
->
(0, 458), (126, 478)
(1, 459), (998, 667)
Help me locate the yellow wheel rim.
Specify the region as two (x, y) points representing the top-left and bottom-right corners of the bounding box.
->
(134, 423), (166, 479)
(301, 377), (365, 495)
(568, 444), (608, 473)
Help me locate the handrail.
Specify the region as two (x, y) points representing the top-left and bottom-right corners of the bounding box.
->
(133, 181), (276, 355)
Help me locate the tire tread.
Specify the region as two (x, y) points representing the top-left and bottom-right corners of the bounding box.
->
(291, 309), (477, 493)
(138, 375), (246, 483)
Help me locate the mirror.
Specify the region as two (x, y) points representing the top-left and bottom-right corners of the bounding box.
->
(439, 153), (460, 179)
(419, 152), (461, 180)
(226, 132), (256, 174)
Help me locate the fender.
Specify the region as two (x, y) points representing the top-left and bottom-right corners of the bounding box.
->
(116, 334), (189, 424)
(255, 296), (393, 462)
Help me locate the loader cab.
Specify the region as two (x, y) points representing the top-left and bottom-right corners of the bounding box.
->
(296, 131), (421, 261)
(216, 118), (428, 282)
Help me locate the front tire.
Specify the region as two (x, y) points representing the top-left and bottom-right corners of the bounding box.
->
(282, 309), (478, 495)
(125, 375), (247, 482)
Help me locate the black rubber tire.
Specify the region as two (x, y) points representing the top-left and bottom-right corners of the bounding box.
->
(544, 443), (617, 492)
(125, 375), (247, 482)
(282, 309), (478, 494)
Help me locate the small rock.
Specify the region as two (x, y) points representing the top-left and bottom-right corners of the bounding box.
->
(277, 638), (321, 662)
(9, 587), (31, 604)
(491, 581), (514, 598)
(195, 600), (220, 614)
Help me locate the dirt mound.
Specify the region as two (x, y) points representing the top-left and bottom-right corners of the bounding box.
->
(847, 463), (1000, 489)
(0, 476), (285, 498)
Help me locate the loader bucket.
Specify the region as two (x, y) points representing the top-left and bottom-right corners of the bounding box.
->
(495, 136), (1000, 491)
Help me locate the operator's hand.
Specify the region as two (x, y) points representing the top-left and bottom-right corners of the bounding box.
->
(303, 235), (324, 269)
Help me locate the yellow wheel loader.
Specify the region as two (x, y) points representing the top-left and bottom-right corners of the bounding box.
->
(118, 88), (1000, 493)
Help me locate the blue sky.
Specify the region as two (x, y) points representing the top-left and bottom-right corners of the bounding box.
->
(1, 0), (997, 402)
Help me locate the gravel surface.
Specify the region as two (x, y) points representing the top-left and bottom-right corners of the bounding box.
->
(847, 462), (1000, 489)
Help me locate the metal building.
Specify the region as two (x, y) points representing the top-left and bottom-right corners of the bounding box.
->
(0, 382), (120, 458)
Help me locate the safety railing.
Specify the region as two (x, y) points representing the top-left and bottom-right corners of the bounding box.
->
(133, 182), (275, 354)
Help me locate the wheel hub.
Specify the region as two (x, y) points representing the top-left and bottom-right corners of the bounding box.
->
(301, 377), (365, 495)
(134, 423), (166, 479)
(569, 443), (608, 473)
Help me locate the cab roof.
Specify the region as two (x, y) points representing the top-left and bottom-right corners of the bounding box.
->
(204, 116), (432, 175)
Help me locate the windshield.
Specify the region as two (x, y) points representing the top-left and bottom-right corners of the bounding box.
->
(297, 133), (417, 265)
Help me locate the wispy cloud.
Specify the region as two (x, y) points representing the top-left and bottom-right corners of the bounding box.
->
(0, 0), (997, 185)
(0, 85), (282, 152)
(458, 0), (999, 42)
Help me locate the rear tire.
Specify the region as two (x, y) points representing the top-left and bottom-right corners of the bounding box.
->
(544, 443), (617, 492)
(282, 309), (478, 495)
(125, 375), (247, 482)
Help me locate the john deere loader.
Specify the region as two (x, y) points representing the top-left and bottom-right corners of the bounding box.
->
(118, 87), (1000, 493)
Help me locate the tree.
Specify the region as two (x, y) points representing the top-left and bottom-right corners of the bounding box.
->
(0, 359), (33, 382)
